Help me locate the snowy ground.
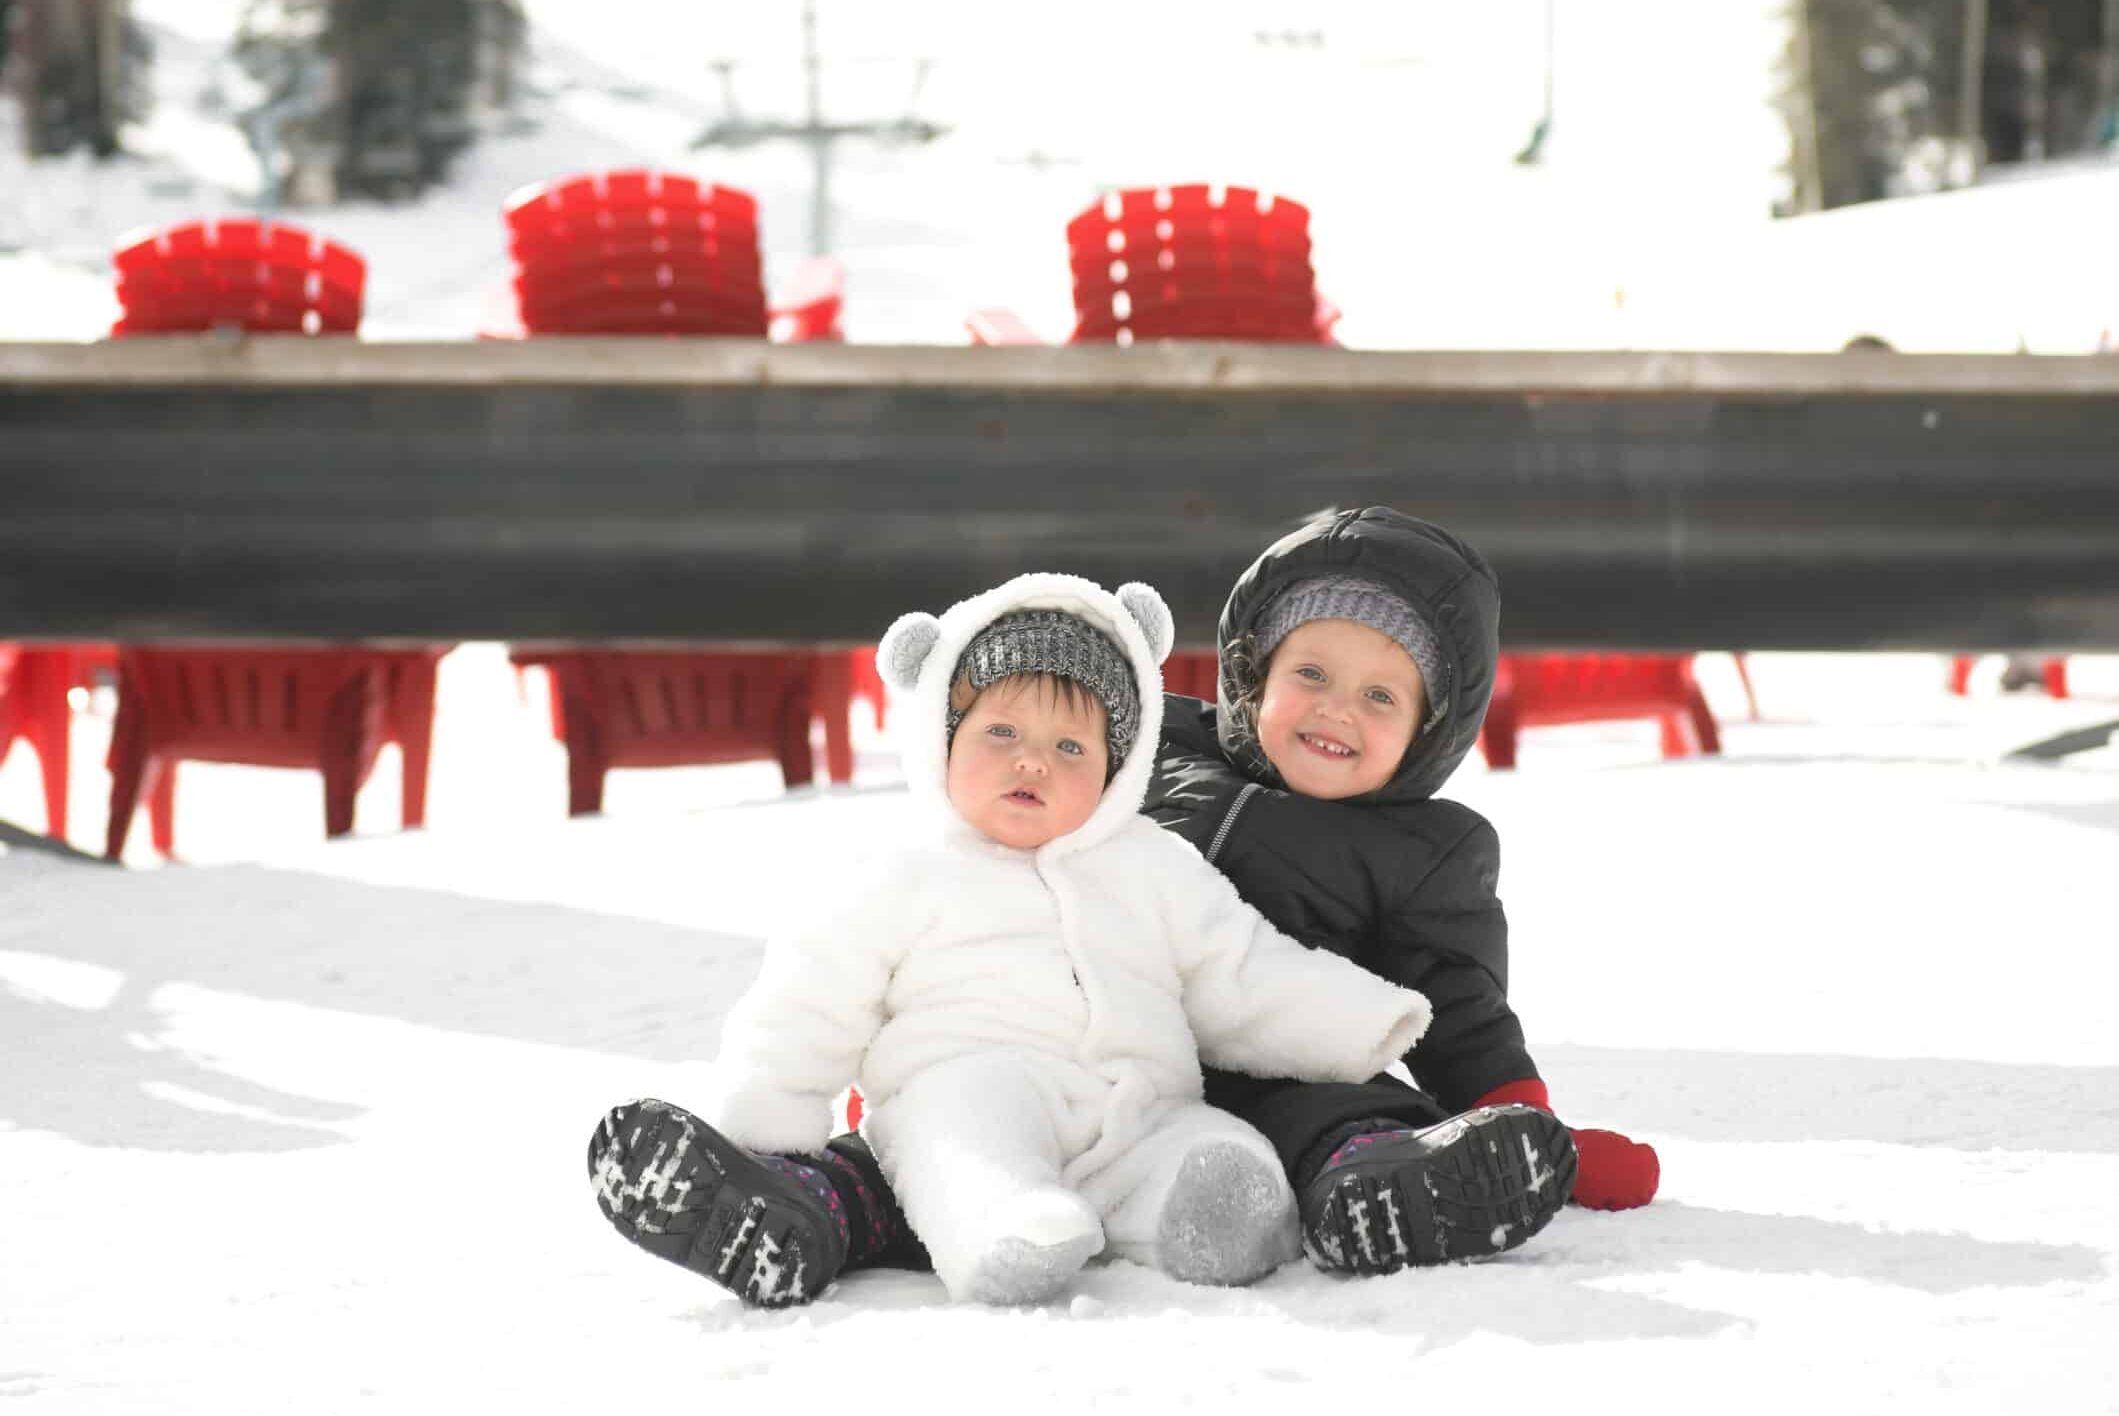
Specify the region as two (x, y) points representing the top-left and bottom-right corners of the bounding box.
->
(3, 648), (2118, 1412)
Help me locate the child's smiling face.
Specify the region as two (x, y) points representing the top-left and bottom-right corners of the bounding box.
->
(945, 674), (1110, 848)
(1255, 618), (1425, 799)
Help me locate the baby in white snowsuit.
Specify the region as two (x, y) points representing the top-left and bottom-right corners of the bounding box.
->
(693, 574), (1433, 1304)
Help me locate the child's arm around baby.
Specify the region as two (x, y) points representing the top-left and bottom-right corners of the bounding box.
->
(700, 866), (930, 1156)
(1131, 819), (1432, 1086)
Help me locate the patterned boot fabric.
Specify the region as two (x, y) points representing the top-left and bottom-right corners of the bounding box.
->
(1299, 1104), (1578, 1274)
(587, 1098), (850, 1307)
(818, 1137), (931, 1271)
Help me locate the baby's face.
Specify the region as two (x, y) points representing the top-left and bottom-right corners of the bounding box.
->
(945, 676), (1110, 849)
(1255, 618), (1424, 799)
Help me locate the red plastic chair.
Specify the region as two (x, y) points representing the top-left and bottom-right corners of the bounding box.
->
(1064, 185), (1328, 346)
(503, 170), (769, 336)
(1948, 655), (2069, 698)
(1161, 651), (1221, 701)
(2, 646), (71, 839)
(369, 647), (448, 830)
(969, 184), (1339, 348)
(849, 646), (886, 730)
(510, 649), (820, 814)
(1481, 654), (1721, 770)
(105, 648), (390, 859)
(103, 224), (449, 851)
(0, 644), (115, 843)
(503, 174), (865, 788)
(965, 308), (1047, 346)
(810, 644), (889, 785)
(111, 218), (365, 335)
(769, 257), (847, 343)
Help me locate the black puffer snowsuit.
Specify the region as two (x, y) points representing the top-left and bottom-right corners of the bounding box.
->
(1144, 507), (1538, 1177)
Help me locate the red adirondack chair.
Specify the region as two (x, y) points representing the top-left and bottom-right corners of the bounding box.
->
(769, 257), (847, 343)
(111, 217), (365, 335)
(1, 646), (71, 839)
(969, 184), (1341, 347)
(102, 223), (449, 854)
(509, 649), (821, 814)
(504, 170), (768, 336)
(503, 172), (864, 796)
(1948, 655), (2070, 698)
(1161, 651), (1222, 702)
(1481, 654), (1721, 770)
(1066, 184), (1324, 345)
(0, 644), (115, 844)
(105, 648), (384, 858)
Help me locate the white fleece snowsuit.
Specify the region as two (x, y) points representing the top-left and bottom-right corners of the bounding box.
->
(703, 573), (1432, 1302)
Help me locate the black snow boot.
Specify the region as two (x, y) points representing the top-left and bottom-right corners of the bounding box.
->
(814, 1131), (933, 1274)
(588, 1098), (849, 1307)
(1298, 1104), (1577, 1274)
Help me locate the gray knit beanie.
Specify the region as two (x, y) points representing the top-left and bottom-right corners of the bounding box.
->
(1254, 576), (1451, 727)
(945, 609), (1140, 766)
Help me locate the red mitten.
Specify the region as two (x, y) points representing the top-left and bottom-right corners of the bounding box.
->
(1470, 1080), (1659, 1210)
(1568, 1128), (1660, 1210)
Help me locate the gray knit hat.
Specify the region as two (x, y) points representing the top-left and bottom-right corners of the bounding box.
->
(1254, 576), (1451, 727)
(945, 609), (1141, 766)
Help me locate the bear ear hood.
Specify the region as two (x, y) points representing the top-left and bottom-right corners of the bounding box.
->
(1214, 507), (1501, 804)
(882, 572), (1170, 853)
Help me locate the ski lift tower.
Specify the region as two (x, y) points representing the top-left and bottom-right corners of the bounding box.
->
(692, 0), (947, 257)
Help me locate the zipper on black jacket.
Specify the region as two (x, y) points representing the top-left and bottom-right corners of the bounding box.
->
(1206, 782), (1264, 865)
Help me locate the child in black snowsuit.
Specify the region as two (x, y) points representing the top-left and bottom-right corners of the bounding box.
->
(1141, 506), (1658, 1273)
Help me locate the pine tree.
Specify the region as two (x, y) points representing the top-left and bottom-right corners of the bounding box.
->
(1780, 0), (1963, 210)
(234, 0), (523, 204)
(1779, 0), (2110, 212)
(12, 0), (150, 158)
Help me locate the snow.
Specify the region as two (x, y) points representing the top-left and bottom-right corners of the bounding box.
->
(0, 0), (1836, 349)
(9, 1), (2112, 349)
(3, 648), (2118, 1411)
(5, 5), (2119, 1407)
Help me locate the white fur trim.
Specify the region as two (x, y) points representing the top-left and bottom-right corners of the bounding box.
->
(1362, 997), (1433, 1077)
(1115, 582), (1174, 665)
(877, 611), (943, 692)
(700, 1080), (834, 1156)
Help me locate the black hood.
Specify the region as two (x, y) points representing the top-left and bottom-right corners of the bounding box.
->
(1213, 507), (1500, 803)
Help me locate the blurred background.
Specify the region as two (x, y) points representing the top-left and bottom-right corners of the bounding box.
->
(2, 0), (2113, 350)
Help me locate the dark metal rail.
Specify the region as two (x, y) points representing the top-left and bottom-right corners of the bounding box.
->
(6, 339), (2119, 650)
